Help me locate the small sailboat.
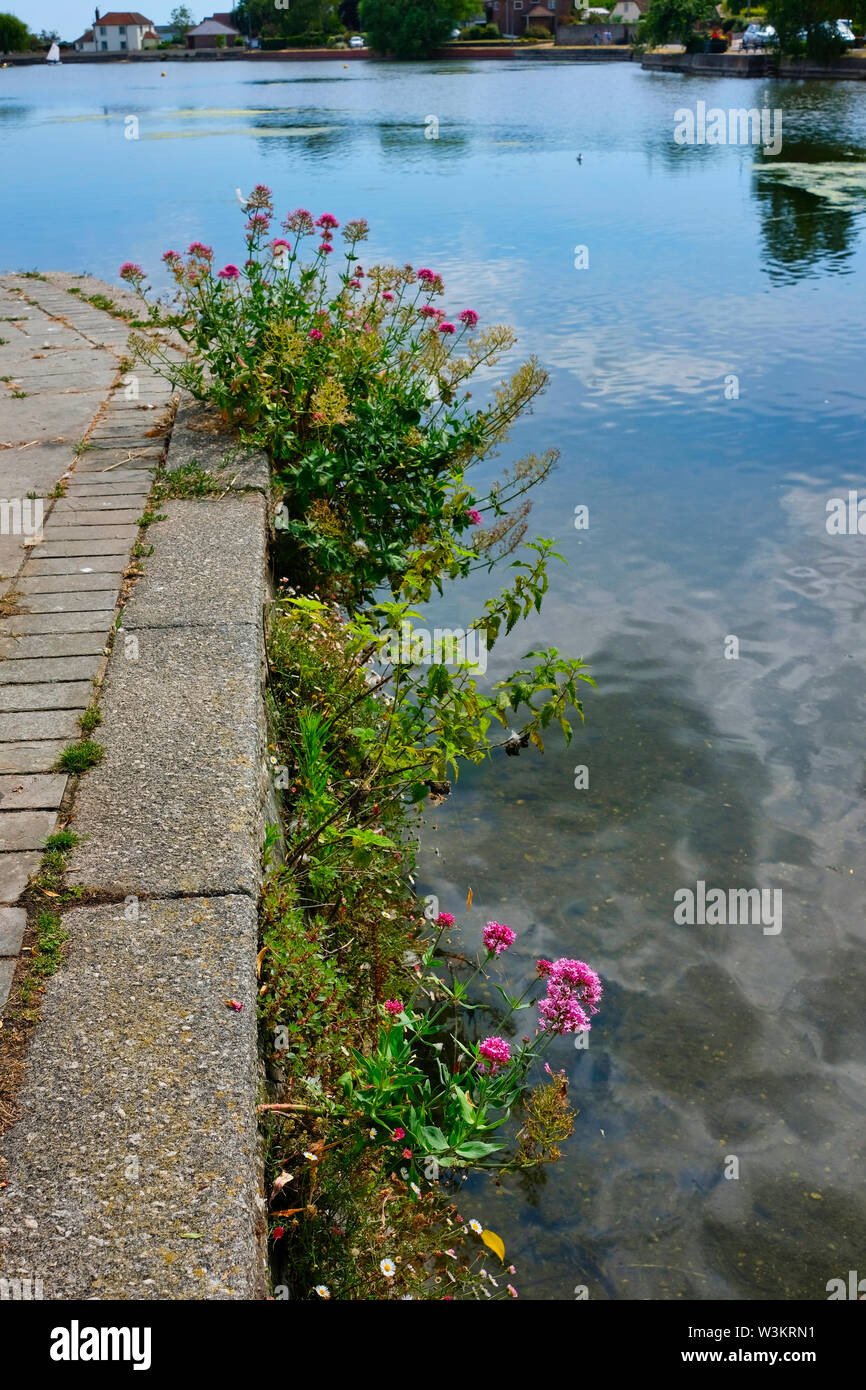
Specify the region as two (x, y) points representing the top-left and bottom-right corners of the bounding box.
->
(46, 42), (61, 64)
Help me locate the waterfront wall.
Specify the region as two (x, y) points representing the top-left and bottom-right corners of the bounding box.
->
(556, 24), (634, 45)
(642, 50), (866, 80)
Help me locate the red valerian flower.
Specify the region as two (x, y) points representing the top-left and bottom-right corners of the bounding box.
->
(217, 264), (241, 280)
(482, 920), (516, 956)
(478, 1036), (511, 1075)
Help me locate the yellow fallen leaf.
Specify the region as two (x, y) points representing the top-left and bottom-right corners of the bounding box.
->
(481, 1229), (505, 1263)
(466, 886), (473, 912)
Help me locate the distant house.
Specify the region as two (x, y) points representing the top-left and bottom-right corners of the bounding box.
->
(75, 11), (158, 52)
(609, 1), (648, 19)
(485, 0), (572, 36)
(186, 17), (242, 48)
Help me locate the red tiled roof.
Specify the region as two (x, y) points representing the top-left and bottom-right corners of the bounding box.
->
(93, 13), (155, 26)
(75, 29), (94, 42)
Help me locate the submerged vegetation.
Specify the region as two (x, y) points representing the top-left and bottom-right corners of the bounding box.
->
(127, 188), (601, 1299)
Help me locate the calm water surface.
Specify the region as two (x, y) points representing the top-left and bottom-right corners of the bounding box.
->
(2, 59), (865, 1300)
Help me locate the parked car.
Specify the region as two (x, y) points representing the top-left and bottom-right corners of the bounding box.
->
(797, 19), (856, 42)
(742, 23), (777, 50)
(349, 34), (365, 48)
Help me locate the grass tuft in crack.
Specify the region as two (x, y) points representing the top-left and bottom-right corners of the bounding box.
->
(55, 741), (104, 775)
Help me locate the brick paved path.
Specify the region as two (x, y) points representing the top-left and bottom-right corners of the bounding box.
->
(0, 273), (176, 1006)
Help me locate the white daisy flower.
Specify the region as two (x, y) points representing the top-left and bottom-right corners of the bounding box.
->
(314, 1284), (331, 1299)
(469, 1218), (483, 1234)
(380, 1258), (396, 1279)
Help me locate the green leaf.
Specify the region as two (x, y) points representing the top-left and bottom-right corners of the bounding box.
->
(455, 1140), (502, 1160)
(454, 1085), (476, 1124)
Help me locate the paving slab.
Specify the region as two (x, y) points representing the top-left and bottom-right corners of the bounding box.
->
(19, 592), (121, 614)
(0, 389), (110, 442)
(0, 896), (267, 1299)
(0, 610), (116, 636)
(0, 906), (26, 955)
(0, 809), (58, 852)
(0, 681), (93, 711)
(18, 572), (123, 595)
(124, 497), (267, 631)
(27, 539), (133, 559)
(0, 741), (68, 775)
(68, 622), (264, 899)
(0, 633), (106, 659)
(66, 471), (154, 488)
(0, 773), (67, 810)
(0, 957), (15, 1008)
(23, 556), (131, 577)
(52, 496), (148, 514)
(0, 850), (40, 902)
(42, 526), (138, 543)
(45, 509), (142, 528)
(0, 710), (81, 743)
(0, 656), (103, 683)
(166, 395), (271, 495)
(0, 443), (75, 497)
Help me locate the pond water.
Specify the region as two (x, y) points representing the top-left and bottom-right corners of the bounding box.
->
(2, 57), (865, 1301)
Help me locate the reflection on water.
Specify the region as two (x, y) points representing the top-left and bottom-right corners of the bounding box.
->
(2, 59), (865, 1300)
(753, 137), (866, 281)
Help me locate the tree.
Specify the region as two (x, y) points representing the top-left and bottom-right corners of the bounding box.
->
(359, 0), (476, 57)
(169, 5), (196, 37)
(0, 11), (29, 52)
(639, 0), (716, 47)
(765, 0), (846, 57)
(233, 0), (341, 39)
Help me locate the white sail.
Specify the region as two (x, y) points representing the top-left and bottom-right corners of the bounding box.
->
(46, 43), (61, 63)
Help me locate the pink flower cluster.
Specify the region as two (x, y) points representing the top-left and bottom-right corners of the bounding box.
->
(482, 920), (515, 957)
(435, 912), (455, 928)
(478, 1035), (511, 1074)
(383, 999), (403, 1015)
(537, 958), (602, 1036)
